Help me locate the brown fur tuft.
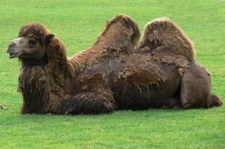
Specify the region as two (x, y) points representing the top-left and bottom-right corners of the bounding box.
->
(19, 23), (51, 44)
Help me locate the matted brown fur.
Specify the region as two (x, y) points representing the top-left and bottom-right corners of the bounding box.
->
(7, 14), (222, 115)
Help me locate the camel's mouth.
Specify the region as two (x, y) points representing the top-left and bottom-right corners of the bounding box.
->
(6, 46), (22, 59)
(7, 51), (21, 59)
(9, 52), (19, 58)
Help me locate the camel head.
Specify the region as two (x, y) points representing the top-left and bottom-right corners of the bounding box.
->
(6, 23), (54, 60)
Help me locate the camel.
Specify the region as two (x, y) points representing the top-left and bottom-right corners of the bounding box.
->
(6, 14), (222, 114)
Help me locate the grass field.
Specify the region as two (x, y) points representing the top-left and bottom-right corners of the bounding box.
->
(0, 0), (225, 148)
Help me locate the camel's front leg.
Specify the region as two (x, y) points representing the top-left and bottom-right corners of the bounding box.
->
(58, 92), (116, 115)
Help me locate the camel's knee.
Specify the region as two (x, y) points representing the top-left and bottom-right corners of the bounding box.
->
(58, 93), (116, 115)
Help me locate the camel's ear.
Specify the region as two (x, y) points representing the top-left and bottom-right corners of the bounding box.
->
(45, 34), (66, 65)
(44, 34), (55, 47)
(44, 34), (56, 60)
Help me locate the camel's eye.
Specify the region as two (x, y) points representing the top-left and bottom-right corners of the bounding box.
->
(28, 37), (37, 45)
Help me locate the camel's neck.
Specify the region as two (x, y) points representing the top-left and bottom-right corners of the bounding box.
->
(19, 65), (48, 113)
(19, 59), (67, 114)
(21, 56), (48, 68)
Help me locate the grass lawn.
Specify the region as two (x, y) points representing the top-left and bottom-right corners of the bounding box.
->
(0, 0), (225, 148)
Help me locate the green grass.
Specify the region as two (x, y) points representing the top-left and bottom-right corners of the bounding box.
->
(0, 0), (225, 148)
